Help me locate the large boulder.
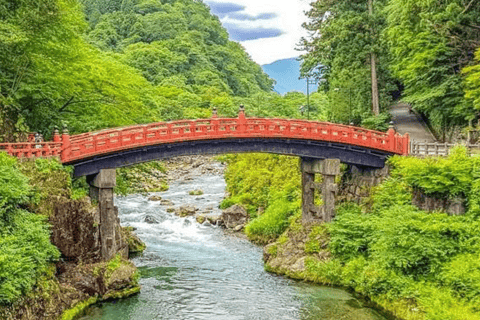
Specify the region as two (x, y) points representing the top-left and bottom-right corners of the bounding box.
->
(144, 215), (159, 224)
(159, 199), (174, 206)
(221, 205), (248, 229)
(175, 205), (197, 217)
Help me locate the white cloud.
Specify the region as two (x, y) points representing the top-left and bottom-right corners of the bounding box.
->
(204, 0), (312, 65)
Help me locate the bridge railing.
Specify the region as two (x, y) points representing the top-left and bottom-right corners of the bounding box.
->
(0, 108), (410, 163)
(410, 141), (480, 157)
(0, 141), (63, 158)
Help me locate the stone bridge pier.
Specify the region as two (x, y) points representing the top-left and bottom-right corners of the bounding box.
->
(301, 158), (341, 223)
(86, 169), (122, 261)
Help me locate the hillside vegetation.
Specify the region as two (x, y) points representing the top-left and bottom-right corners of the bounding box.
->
(0, 0), (335, 141)
(223, 148), (480, 319)
(301, 0), (480, 138)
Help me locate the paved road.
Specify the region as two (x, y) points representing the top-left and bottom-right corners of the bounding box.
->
(390, 103), (436, 142)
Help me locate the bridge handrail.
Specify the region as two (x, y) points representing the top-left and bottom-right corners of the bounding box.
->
(0, 142), (62, 158)
(0, 110), (410, 162)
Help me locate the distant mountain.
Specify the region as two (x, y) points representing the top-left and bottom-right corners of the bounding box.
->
(262, 58), (318, 95)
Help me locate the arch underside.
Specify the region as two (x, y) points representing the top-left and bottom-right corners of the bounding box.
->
(70, 138), (392, 177)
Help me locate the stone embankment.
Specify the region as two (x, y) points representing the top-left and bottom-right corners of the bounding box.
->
(0, 196), (145, 320)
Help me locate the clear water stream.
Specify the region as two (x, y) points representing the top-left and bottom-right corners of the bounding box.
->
(80, 171), (389, 320)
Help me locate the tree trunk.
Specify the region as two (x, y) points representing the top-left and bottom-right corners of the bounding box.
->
(369, 0), (380, 116)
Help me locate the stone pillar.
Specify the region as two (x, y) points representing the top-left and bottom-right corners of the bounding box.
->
(301, 158), (341, 223)
(87, 169), (118, 261)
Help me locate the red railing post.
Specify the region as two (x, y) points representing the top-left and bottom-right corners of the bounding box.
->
(387, 121), (396, 152)
(53, 126), (60, 143)
(238, 104), (246, 134)
(5, 144), (13, 157)
(61, 125), (71, 163)
(403, 133), (410, 155)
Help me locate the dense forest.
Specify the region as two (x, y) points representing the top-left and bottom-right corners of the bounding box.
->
(300, 0), (480, 139)
(0, 0), (333, 141)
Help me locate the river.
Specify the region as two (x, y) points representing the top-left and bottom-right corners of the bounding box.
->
(80, 167), (389, 320)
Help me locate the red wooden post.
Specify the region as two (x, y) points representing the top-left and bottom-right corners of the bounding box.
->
(5, 144), (13, 157)
(61, 125), (71, 163)
(238, 104), (246, 134)
(43, 143), (50, 157)
(25, 143), (32, 158)
(387, 121), (395, 152)
(53, 126), (61, 143)
(403, 133), (410, 155)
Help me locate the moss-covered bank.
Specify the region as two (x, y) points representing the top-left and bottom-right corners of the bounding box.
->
(0, 155), (144, 320)
(224, 150), (480, 320)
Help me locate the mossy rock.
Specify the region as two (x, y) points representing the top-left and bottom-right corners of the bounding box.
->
(122, 227), (146, 254)
(189, 189), (204, 196)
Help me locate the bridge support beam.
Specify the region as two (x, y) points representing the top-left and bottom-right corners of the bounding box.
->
(87, 169), (120, 261)
(301, 158), (341, 223)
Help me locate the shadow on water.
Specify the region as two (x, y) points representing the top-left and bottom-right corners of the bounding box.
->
(80, 172), (393, 320)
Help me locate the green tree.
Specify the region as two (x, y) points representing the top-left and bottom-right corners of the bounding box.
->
(384, 0), (480, 137)
(299, 0), (396, 127)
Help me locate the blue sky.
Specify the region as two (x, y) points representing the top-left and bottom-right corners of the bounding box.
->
(204, 0), (311, 65)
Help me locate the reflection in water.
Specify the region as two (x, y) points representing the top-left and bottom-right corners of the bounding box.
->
(81, 172), (388, 320)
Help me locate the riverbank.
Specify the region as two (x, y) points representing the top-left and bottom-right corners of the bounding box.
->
(0, 155), (144, 320)
(81, 166), (389, 320)
(220, 150), (480, 320)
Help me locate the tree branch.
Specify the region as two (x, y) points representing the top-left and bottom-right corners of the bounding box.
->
(58, 96), (75, 112)
(462, 0), (475, 14)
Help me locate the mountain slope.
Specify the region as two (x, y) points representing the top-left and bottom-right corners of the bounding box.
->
(262, 58), (318, 95)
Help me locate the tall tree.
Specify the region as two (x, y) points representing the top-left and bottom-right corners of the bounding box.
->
(300, 0), (395, 126)
(384, 0), (480, 137)
(369, 0), (380, 115)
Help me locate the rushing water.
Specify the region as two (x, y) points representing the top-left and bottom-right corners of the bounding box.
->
(81, 170), (389, 320)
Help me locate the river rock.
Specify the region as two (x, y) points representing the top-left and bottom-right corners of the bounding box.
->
(203, 220), (212, 227)
(189, 189), (204, 196)
(221, 205), (248, 229)
(166, 206), (175, 213)
(148, 195), (162, 201)
(206, 215), (223, 226)
(176, 205), (197, 217)
(196, 215), (206, 224)
(144, 215), (159, 224)
(233, 224), (244, 232)
(159, 199), (174, 206)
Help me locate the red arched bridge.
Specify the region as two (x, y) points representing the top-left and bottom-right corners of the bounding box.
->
(0, 108), (409, 177)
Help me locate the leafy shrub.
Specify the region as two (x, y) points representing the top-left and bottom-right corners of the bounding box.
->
(245, 192), (299, 243)
(222, 154), (300, 214)
(0, 154), (60, 305)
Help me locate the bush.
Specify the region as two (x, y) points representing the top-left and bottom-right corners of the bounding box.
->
(0, 154), (60, 305)
(221, 153), (300, 216)
(245, 192), (299, 243)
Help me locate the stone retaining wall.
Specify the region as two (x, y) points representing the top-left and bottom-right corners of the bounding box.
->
(337, 165), (390, 204)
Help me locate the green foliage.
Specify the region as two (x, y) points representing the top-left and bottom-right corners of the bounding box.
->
(19, 158), (77, 215)
(304, 150), (480, 319)
(221, 154), (300, 215)
(464, 48), (480, 113)
(300, 0), (397, 126)
(245, 193), (300, 244)
(115, 161), (168, 195)
(0, 153), (31, 219)
(384, 0), (480, 135)
(222, 153), (302, 243)
(304, 225), (328, 254)
(389, 146), (479, 201)
(0, 154), (60, 305)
